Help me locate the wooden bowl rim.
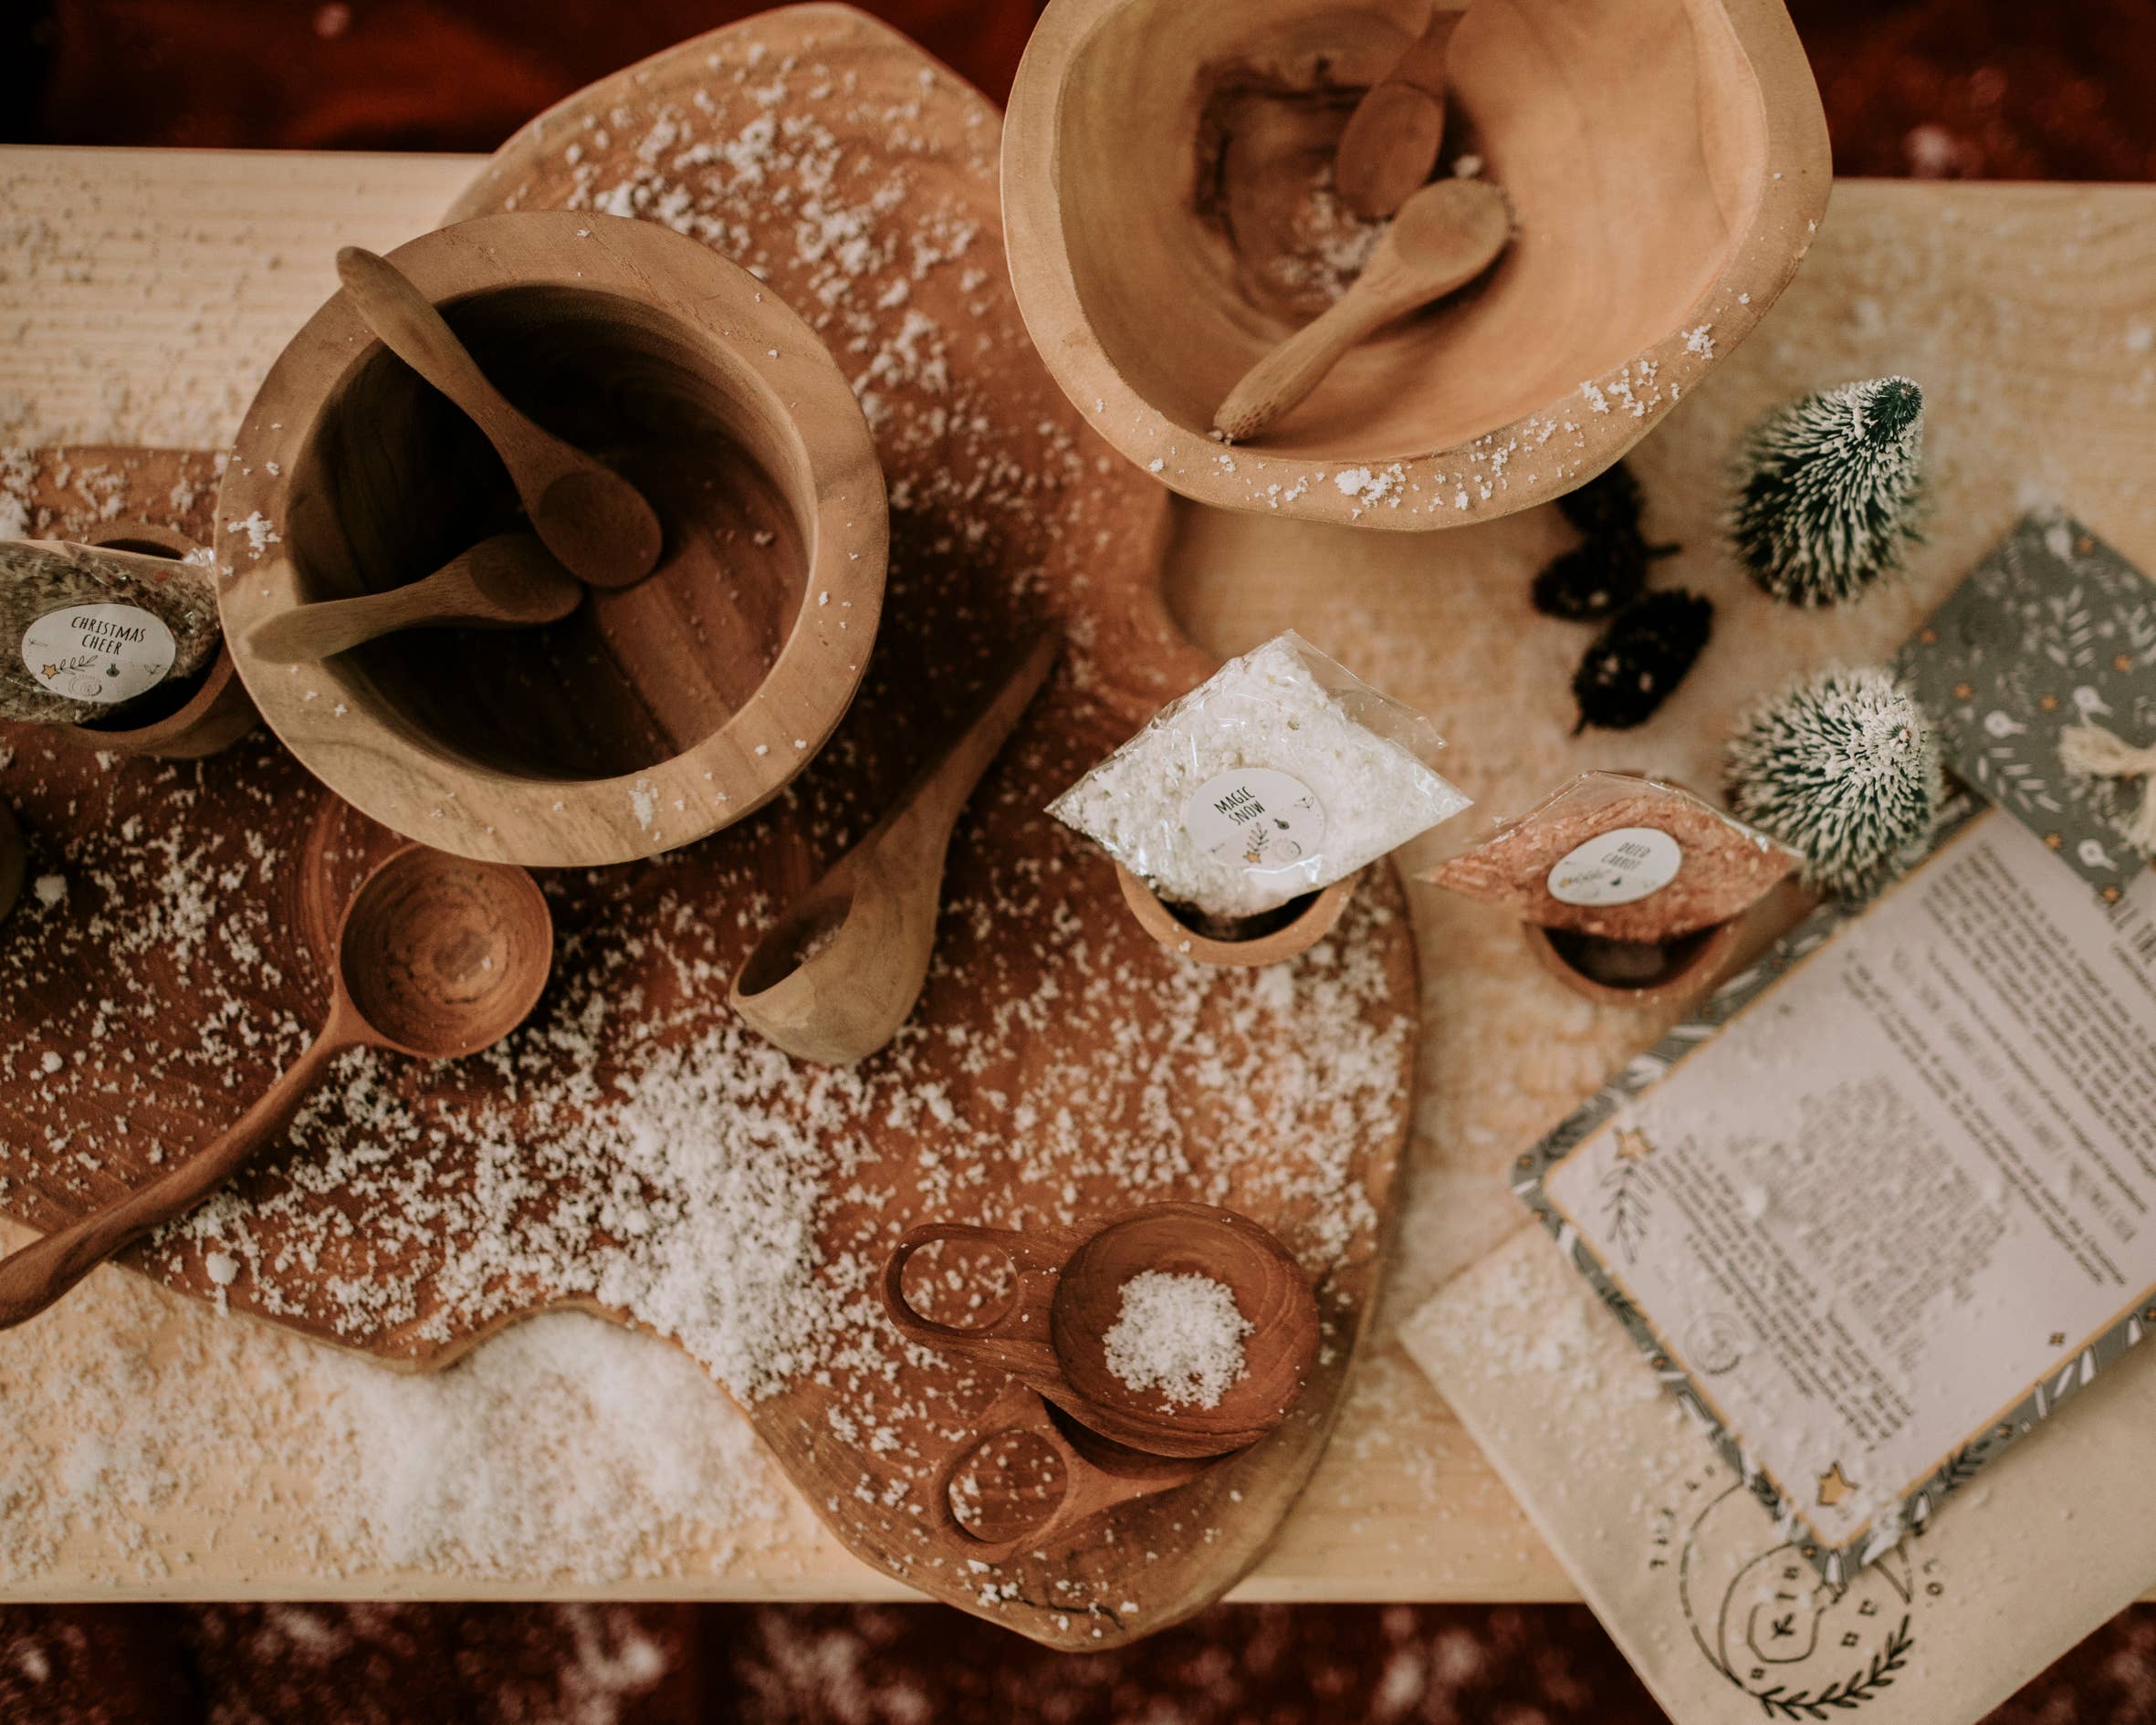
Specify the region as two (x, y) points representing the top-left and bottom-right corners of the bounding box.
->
(1521, 912), (1743, 1007)
(217, 209), (889, 867)
(1000, 0), (1833, 530)
(1115, 862), (1357, 967)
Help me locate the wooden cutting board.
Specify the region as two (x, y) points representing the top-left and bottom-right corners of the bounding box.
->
(0, 7), (1418, 1647)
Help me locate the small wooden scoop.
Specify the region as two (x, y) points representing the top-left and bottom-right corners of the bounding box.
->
(881, 1201), (1321, 1459)
(246, 532), (581, 664)
(335, 246), (665, 590)
(729, 628), (1059, 1065)
(1334, 5), (1463, 219)
(925, 1379), (1214, 1563)
(0, 844), (551, 1329)
(1211, 177), (1510, 444)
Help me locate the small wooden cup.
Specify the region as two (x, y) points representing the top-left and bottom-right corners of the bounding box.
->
(1115, 863), (1355, 967)
(57, 522), (258, 760)
(1523, 915), (1745, 1009)
(881, 1201), (1320, 1460)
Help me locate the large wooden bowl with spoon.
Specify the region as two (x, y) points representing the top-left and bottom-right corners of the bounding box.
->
(219, 211), (887, 866)
(1003, 0), (1830, 528)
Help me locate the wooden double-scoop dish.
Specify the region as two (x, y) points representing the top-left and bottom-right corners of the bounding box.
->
(881, 1202), (1320, 1559)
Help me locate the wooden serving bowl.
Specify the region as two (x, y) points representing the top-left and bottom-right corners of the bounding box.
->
(219, 212), (887, 867)
(1003, 0), (1830, 528)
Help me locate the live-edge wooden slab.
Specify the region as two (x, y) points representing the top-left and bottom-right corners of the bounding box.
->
(0, 8), (1418, 1648)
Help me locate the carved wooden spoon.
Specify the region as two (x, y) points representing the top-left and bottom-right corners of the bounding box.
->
(0, 845), (552, 1329)
(246, 532), (582, 664)
(1212, 177), (1510, 444)
(1334, 5), (1463, 219)
(729, 628), (1059, 1065)
(335, 246), (665, 590)
(881, 1201), (1321, 1458)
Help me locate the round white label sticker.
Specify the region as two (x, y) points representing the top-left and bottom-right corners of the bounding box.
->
(21, 604), (176, 706)
(1546, 825), (1682, 907)
(1184, 768), (1326, 876)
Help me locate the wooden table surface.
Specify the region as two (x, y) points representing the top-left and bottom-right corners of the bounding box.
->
(4, 143), (2154, 1604)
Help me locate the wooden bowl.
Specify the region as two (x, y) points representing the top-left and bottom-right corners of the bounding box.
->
(57, 521), (259, 760)
(1003, 0), (1830, 528)
(1523, 914), (1743, 1007)
(219, 212), (887, 867)
(1116, 862), (1356, 967)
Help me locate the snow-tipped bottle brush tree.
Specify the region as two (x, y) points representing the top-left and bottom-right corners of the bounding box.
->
(1724, 665), (1942, 897)
(1729, 376), (1927, 607)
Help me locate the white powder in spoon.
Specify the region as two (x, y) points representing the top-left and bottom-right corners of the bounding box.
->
(1101, 1270), (1253, 1409)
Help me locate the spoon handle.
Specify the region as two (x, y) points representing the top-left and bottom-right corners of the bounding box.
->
(875, 628), (1061, 862)
(1211, 295), (1397, 444)
(881, 1220), (1077, 1378)
(335, 247), (569, 486)
(1390, 4), (1460, 93)
(0, 1021), (348, 1329)
(248, 580), (446, 664)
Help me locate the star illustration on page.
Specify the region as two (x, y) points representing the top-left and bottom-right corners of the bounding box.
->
(1816, 1463), (1857, 1509)
(1614, 1128), (1655, 1161)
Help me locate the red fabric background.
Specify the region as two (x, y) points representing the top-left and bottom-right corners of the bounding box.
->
(16, 0), (2156, 180)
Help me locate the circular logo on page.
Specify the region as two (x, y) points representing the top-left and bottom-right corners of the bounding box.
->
(1183, 768), (1325, 875)
(1546, 826), (1682, 907)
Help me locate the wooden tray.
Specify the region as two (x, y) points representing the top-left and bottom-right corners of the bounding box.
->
(0, 7), (1418, 1647)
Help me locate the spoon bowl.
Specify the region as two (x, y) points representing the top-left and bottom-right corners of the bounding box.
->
(1213, 177), (1511, 443)
(339, 845), (555, 1056)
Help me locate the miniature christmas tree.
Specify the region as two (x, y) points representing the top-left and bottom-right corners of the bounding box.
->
(1724, 665), (1941, 897)
(1571, 591), (1713, 731)
(1729, 376), (1926, 606)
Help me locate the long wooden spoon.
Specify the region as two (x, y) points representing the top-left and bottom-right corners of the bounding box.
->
(729, 628), (1059, 1065)
(1333, 5), (1463, 219)
(1211, 177), (1510, 444)
(0, 845), (552, 1329)
(335, 246), (665, 590)
(246, 532), (582, 664)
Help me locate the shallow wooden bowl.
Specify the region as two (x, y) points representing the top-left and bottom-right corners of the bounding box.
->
(57, 521), (259, 760)
(1116, 862), (1357, 967)
(219, 212), (887, 866)
(1523, 914), (1743, 1007)
(1003, 0), (1829, 528)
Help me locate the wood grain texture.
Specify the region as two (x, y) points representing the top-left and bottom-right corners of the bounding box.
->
(5, 132), (2156, 1614)
(1002, 0), (1833, 527)
(0, 8), (1419, 1647)
(220, 210), (889, 869)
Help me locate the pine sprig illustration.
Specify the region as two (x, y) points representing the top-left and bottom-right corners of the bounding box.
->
(1753, 1616), (1913, 1720)
(1599, 1163), (1651, 1265)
